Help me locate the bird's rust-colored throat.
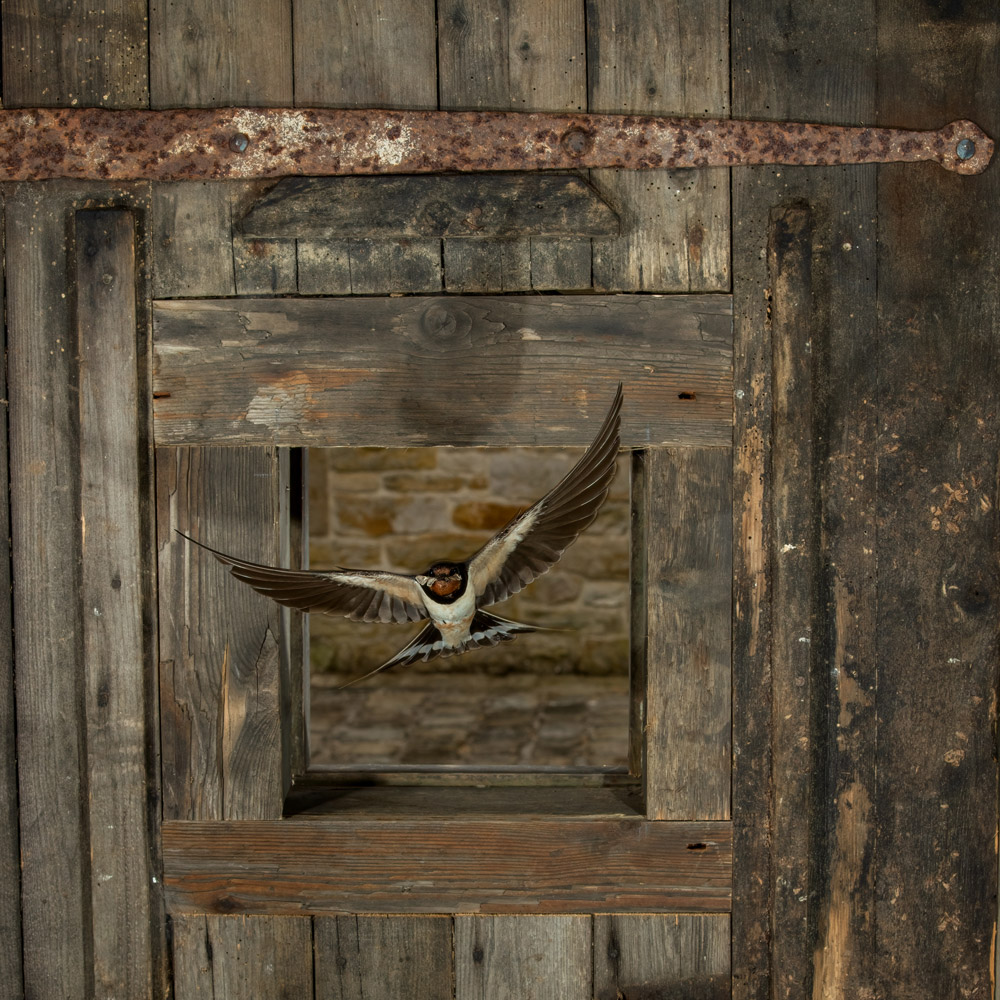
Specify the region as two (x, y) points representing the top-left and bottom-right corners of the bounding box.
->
(0, 107), (993, 180)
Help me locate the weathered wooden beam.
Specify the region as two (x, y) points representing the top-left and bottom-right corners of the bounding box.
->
(162, 818), (731, 914)
(152, 294), (733, 447)
(0, 107), (992, 180)
(77, 209), (159, 998)
(638, 448), (732, 821)
(240, 173), (619, 239)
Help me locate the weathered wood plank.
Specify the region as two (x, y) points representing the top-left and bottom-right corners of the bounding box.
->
(315, 916), (454, 1000)
(639, 448), (731, 820)
(731, 0), (879, 995)
(592, 914), (730, 1000)
(240, 174), (618, 239)
(150, 0), (296, 300)
(767, 201), (822, 997)
(172, 914), (313, 1000)
(293, 0), (439, 295)
(162, 819), (731, 914)
(874, 4), (998, 996)
(438, 0), (591, 291)
(153, 182), (298, 298)
(588, 0), (729, 293)
(0, 194), (22, 1000)
(157, 447), (290, 821)
(149, 0), (292, 108)
(3, 0), (148, 108)
(152, 294), (733, 446)
(77, 209), (158, 998)
(455, 915), (591, 1000)
(7, 182), (92, 999)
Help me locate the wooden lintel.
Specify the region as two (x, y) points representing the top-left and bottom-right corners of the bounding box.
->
(239, 173), (620, 240)
(162, 818), (732, 915)
(152, 294), (733, 447)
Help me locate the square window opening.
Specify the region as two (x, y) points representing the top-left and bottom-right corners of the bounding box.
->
(304, 444), (632, 771)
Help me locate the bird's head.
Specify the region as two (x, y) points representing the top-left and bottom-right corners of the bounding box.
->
(416, 563), (464, 597)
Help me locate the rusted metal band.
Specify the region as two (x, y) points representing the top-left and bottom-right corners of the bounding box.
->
(1, 107), (992, 180)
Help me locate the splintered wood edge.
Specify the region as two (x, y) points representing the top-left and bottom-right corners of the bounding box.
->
(162, 818), (732, 915)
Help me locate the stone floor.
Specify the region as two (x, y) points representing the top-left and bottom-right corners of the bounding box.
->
(309, 671), (631, 768)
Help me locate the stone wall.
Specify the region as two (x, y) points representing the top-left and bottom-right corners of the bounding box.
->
(308, 446), (630, 676)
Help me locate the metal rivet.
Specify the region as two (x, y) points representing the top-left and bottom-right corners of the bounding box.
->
(956, 138), (976, 161)
(560, 128), (592, 156)
(229, 132), (250, 154)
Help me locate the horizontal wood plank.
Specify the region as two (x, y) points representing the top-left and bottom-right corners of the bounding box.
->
(152, 295), (732, 447)
(240, 174), (618, 239)
(163, 819), (731, 914)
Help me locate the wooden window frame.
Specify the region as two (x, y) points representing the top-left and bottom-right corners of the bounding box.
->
(151, 292), (735, 915)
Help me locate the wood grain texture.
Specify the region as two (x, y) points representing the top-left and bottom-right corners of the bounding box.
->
(239, 174), (619, 239)
(874, 3), (998, 996)
(592, 914), (730, 1000)
(455, 915), (591, 1000)
(438, 0), (591, 291)
(293, 0), (439, 295)
(7, 182), (92, 999)
(315, 916), (454, 1000)
(767, 201), (823, 997)
(731, 0), (879, 995)
(162, 819), (731, 914)
(2, 0), (148, 108)
(152, 294), (733, 446)
(640, 448), (732, 821)
(587, 0), (730, 293)
(77, 209), (157, 997)
(153, 182), (297, 299)
(171, 914), (313, 1000)
(0, 195), (22, 1000)
(157, 447), (292, 821)
(149, 0), (292, 108)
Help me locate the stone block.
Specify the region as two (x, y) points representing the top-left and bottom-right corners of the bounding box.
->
(328, 447), (436, 472)
(452, 500), (523, 531)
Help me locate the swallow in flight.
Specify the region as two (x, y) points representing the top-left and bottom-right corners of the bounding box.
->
(179, 383), (623, 686)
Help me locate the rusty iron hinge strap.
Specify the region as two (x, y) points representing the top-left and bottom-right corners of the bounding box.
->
(2, 107), (992, 181)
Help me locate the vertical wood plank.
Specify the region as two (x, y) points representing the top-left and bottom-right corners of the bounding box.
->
(729, 168), (774, 1000)
(149, 0), (292, 107)
(3, 0), (149, 108)
(157, 447), (289, 821)
(731, 2), (878, 996)
(766, 201), (821, 996)
(640, 448), (731, 820)
(7, 182), (92, 1000)
(77, 209), (157, 997)
(0, 194), (22, 1000)
(438, 0), (590, 291)
(456, 916), (591, 1000)
(314, 916), (454, 1000)
(593, 914), (730, 1000)
(150, 0), (297, 300)
(294, 0), (440, 295)
(874, 3), (998, 996)
(172, 915), (313, 1000)
(587, 0), (729, 292)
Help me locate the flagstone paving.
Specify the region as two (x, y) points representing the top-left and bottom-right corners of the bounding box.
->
(310, 671), (630, 768)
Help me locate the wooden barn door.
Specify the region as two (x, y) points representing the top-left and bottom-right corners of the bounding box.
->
(4, 2), (996, 1000)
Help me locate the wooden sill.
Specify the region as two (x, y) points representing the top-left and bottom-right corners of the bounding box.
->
(162, 816), (731, 915)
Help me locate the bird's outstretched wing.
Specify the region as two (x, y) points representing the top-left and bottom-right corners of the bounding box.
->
(468, 383), (623, 607)
(176, 532), (427, 623)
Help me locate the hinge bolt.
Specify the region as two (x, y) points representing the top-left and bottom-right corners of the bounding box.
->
(229, 133), (250, 154)
(955, 138), (976, 161)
